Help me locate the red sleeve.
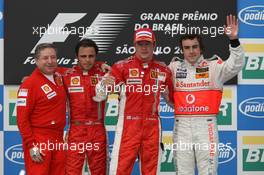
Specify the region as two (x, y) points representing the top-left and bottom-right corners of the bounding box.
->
(16, 80), (36, 149)
(111, 63), (125, 85)
(165, 68), (174, 103)
(56, 67), (69, 75)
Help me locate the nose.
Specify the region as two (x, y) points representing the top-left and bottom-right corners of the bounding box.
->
(190, 47), (194, 53)
(47, 57), (55, 64)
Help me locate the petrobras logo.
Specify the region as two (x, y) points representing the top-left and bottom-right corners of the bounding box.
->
(239, 97), (264, 118)
(5, 144), (24, 165)
(218, 143), (236, 164)
(159, 99), (174, 119)
(238, 6), (264, 26)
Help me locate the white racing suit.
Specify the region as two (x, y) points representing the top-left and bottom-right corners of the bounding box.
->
(168, 45), (244, 175)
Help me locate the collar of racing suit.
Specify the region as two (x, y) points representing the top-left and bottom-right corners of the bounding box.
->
(183, 55), (205, 68)
(134, 55), (155, 69)
(72, 62), (101, 76)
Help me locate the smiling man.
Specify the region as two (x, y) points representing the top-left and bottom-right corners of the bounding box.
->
(17, 43), (66, 175)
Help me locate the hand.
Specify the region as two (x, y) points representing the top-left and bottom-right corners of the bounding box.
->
(102, 74), (115, 87)
(101, 63), (111, 73)
(29, 146), (45, 163)
(224, 15), (238, 40)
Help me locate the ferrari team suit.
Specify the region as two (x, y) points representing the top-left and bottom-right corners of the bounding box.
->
(105, 55), (174, 175)
(17, 68), (67, 175)
(63, 62), (108, 175)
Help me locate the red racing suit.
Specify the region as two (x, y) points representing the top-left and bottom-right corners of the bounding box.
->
(63, 62), (107, 175)
(17, 68), (67, 175)
(168, 45), (244, 175)
(101, 56), (174, 175)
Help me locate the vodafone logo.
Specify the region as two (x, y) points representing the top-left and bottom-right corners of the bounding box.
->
(186, 94), (195, 104)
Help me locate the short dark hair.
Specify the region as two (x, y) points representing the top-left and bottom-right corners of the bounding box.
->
(75, 39), (99, 55)
(34, 43), (57, 59)
(179, 34), (204, 51)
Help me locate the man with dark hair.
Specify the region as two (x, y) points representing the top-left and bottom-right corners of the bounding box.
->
(169, 15), (244, 175)
(96, 28), (174, 175)
(64, 39), (109, 175)
(17, 43), (66, 175)
(179, 34), (204, 52)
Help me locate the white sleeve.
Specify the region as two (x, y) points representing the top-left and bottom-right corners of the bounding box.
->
(217, 45), (245, 83)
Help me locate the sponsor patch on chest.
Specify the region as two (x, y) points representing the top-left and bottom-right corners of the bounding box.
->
(129, 68), (139, 77)
(47, 91), (57, 99)
(126, 78), (142, 84)
(150, 70), (166, 82)
(68, 87), (84, 93)
(71, 76), (80, 86)
(41, 84), (52, 94)
(176, 68), (187, 78)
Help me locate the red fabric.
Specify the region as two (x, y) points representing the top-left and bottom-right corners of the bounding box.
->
(111, 55), (173, 116)
(17, 68), (66, 148)
(17, 68), (67, 175)
(63, 62), (107, 175)
(110, 56), (173, 174)
(63, 62), (106, 121)
(23, 129), (65, 175)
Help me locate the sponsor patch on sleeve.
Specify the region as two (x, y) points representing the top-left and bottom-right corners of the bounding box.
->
(17, 98), (27, 106)
(18, 89), (28, 97)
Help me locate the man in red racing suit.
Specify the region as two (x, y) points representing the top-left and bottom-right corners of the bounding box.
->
(17, 43), (67, 175)
(64, 39), (109, 175)
(95, 28), (174, 175)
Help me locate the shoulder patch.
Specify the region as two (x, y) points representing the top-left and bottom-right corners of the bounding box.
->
(18, 89), (28, 97)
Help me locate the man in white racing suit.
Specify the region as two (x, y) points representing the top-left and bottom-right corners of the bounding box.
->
(168, 15), (244, 175)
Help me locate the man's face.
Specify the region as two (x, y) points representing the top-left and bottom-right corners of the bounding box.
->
(77, 46), (96, 71)
(182, 38), (202, 64)
(135, 41), (154, 62)
(35, 48), (58, 75)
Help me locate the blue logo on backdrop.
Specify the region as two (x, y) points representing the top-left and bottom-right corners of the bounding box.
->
(238, 85), (264, 130)
(238, 0), (264, 38)
(239, 6), (264, 26)
(218, 131), (237, 175)
(239, 97), (264, 118)
(4, 132), (25, 175)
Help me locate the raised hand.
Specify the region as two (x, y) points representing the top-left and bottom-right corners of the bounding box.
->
(224, 15), (239, 40)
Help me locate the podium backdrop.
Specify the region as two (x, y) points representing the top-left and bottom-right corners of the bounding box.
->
(0, 0), (264, 174)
